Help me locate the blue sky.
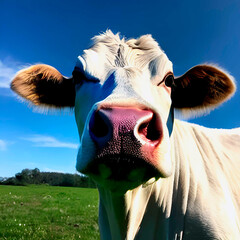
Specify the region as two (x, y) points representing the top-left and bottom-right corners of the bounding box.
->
(0, 0), (239, 178)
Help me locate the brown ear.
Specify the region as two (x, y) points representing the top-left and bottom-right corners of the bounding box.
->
(11, 64), (75, 108)
(171, 65), (236, 113)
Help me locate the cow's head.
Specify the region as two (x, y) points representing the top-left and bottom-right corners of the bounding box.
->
(11, 31), (235, 193)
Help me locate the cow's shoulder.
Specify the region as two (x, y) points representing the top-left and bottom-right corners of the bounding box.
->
(171, 120), (240, 239)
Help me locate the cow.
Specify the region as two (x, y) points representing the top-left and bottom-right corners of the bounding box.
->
(11, 30), (240, 239)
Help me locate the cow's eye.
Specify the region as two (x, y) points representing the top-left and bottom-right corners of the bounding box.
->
(157, 73), (174, 87)
(164, 74), (174, 87)
(72, 70), (86, 85)
(73, 70), (100, 85)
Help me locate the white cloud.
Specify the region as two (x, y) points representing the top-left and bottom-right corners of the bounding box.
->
(0, 139), (7, 151)
(22, 134), (78, 149)
(0, 60), (18, 88)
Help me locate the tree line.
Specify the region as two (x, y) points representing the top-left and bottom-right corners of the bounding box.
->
(0, 168), (96, 188)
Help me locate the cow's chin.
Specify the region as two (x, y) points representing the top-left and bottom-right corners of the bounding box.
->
(82, 155), (163, 193)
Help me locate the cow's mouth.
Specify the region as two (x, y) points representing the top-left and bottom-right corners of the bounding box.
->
(83, 154), (161, 191)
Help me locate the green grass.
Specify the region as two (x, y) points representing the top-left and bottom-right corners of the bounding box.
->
(0, 185), (100, 240)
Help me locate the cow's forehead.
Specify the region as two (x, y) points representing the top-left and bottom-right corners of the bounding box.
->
(76, 30), (173, 82)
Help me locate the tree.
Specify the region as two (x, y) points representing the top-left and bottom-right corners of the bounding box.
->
(1, 168), (96, 188)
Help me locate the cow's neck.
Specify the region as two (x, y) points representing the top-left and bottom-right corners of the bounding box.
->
(97, 172), (184, 240)
(97, 187), (129, 240)
(97, 185), (152, 240)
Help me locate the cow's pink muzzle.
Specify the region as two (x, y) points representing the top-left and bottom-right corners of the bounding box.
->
(89, 108), (162, 149)
(86, 107), (163, 187)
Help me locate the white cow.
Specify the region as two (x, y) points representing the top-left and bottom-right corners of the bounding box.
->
(11, 30), (240, 239)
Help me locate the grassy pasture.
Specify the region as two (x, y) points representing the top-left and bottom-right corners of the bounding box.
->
(0, 185), (100, 240)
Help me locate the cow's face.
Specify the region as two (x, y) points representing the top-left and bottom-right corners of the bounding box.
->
(11, 31), (235, 193)
(74, 34), (174, 192)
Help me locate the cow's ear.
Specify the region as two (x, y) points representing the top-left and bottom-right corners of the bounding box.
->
(171, 65), (236, 115)
(11, 64), (75, 108)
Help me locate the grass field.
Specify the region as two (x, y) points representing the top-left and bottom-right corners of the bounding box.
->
(0, 185), (100, 240)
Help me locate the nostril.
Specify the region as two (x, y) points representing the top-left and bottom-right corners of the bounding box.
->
(89, 110), (110, 138)
(138, 114), (162, 143)
(147, 115), (162, 141)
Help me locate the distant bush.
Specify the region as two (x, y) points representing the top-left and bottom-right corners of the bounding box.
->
(1, 177), (22, 186)
(0, 168), (96, 188)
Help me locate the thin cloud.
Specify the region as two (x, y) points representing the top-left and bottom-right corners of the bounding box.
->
(0, 60), (17, 88)
(22, 135), (78, 149)
(0, 139), (7, 151)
